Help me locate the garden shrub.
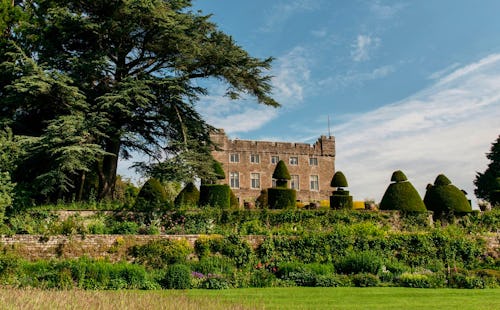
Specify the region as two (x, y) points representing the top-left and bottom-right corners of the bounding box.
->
(162, 264), (191, 289)
(424, 174), (472, 214)
(199, 184), (230, 208)
(128, 239), (191, 269)
(250, 268), (276, 287)
(255, 189), (268, 208)
(268, 188), (296, 209)
(110, 221), (139, 234)
(199, 274), (230, 289)
(191, 256), (236, 276)
(330, 189), (353, 210)
(335, 251), (383, 275)
(331, 171), (348, 188)
(229, 189), (239, 208)
(134, 178), (169, 212)
(0, 172), (14, 223)
(398, 271), (446, 288)
(351, 273), (380, 287)
(272, 160), (291, 188)
(174, 182), (199, 208)
(379, 170), (427, 212)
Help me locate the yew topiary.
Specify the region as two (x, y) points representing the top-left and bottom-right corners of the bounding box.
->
(272, 160), (291, 188)
(330, 171), (353, 209)
(174, 182), (200, 207)
(331, 171), (348, 188)
(268, 187), (296, 209)
(379, 170), (426, 212)
(134, 178), (169, 212)
(199, 184), (230, 208)
(424, 174), (472, 214)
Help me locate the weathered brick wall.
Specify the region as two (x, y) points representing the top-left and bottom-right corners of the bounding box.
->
(0, 234), (266, 261)
(211, 129), (335, 204)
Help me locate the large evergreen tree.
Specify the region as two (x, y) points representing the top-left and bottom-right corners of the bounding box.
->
(474, 135), (500, 204)
(1, 1), (278, 202)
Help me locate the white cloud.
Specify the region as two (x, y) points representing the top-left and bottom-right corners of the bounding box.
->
(332, 54), (500, 205)
(195, 46), (311, 135)
(351, 35), (381, 62)
(370, 1), (406, 19)
(318, 65), (395, 89)
(261, 0), (321, 32)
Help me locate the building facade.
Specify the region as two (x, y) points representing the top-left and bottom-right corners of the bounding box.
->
(210, 129), (335, 205)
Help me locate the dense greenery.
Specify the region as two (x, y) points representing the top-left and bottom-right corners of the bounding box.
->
(380, 171), (427, 212)
(199, 184), (230, 208)
(174, 182), (200, 208)
(272, 160), (291, 188)
(424, 174), (472, 214)
(475, 135), (500, 206)
(268, 188), (297, 209)
(330, 172), (352, 209)
(1, 0), (278, 203)
(134, 178), (169, 212)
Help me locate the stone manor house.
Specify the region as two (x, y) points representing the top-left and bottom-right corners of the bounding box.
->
(210, 129), (335, 205)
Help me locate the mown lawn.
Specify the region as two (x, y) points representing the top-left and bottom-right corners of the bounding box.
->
(0, 287), (498, 309)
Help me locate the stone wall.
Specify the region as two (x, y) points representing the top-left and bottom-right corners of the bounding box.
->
(210, 129), (336, 204)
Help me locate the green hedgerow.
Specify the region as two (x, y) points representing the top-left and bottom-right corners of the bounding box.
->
(199, 184), (230, 208)
(379, 170), (427, 212)
(268, 188), (296, 209)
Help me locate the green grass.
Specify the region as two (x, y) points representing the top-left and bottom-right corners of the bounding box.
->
(187, 287), (500, 310)
(0, 287), (499, 309)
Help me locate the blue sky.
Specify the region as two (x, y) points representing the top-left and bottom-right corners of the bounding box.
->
(121, 0), (500, 204)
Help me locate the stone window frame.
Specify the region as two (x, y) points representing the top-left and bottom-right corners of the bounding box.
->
(271, 155), (279, 164)
(289, 156), (298, 165)
(229, 153), (239, 163)
(291, 174), (300, 190)
(230, 171), (240, 188)
(250, 154), (260, 164)
(310, 175), (319, 191)
(309, 157), (318, 166)
(250, 172), (260, 189)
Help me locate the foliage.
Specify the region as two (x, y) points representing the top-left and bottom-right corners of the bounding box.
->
(424, 174), (472, 214)
(272, 160), (291, 188)
(475, 135), (500, 204)
(128, 239), (191, 269)
(331, 171), (348, 188)
(330, 190), (353, 210)
(162, 264), (191, 289)
(212, 161), (226, 181)
(229, 190), (239, 208)
(134, 178), (169, 212)
(391, 170), (408, 182)
(335, 251), (383, 275)
(256, 189), (268, 208)
(174, 182), (200, 208)
(380, 171), (426, 212)
(351, 273), (380, 287)
(268, 188), (296, 209)
(398, 272), (446, 288)
(2, 0), (278, 201)
(199, 184), (230, 209)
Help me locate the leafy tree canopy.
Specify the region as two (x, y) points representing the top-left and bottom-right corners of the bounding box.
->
(474, 135), (500, 204)
(1, 0), (278, 203)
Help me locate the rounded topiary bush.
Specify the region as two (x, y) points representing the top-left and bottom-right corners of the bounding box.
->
(174, 182), (200, 208)
(162, 264), (191, 289)
(272, 160), (291, 188)
(268, 188), (296, 209)
(379, 171), (426, 212)
(424, 174), (472, 214)
(199, 184), (230, 208)
(331, 171), (348, 188)
(134, 178), (169, 212)
(330, 171), (353, 209)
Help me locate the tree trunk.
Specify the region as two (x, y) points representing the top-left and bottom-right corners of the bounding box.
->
(98, 137), (121, 200)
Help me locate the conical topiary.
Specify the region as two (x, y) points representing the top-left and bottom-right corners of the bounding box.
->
(213, 161), (225, 180)
(379, 170), (426, 212)
(134, 178), (169, 211)
(174, 182), (200, 207)
(272, 160), (291, 188)
(331, 171), (348, 188)
(424, 174), (472, 214)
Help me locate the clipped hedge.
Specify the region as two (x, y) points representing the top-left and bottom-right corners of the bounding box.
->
(174, 182), (199, 207)
(380, 171), (426, 212)
(134, 178), (169, 212)
(199, 184), (230, 209)
(424, 174), (472, 214)
(272, 160), (291, 188)
(268, 188), (296, 209)
(330, 190), (353, 210)
(331, 171), (348, 188)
